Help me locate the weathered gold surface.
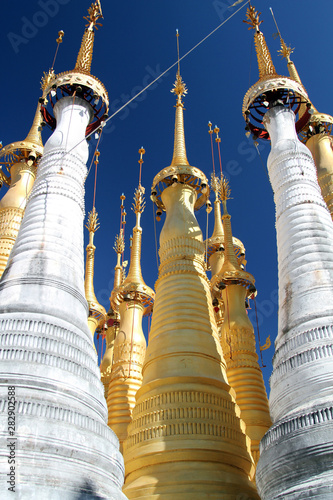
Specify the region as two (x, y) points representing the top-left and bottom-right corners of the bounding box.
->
(84, 208), (106, 334)
(123, 181), (259, 499)
(214, 182), (271, 467)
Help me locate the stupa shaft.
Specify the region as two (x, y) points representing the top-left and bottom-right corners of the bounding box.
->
(256, 106), (333, 498)
(107, 300), (146, 452)
(0, 96), (126, 499)
(123, 182), (258, 499)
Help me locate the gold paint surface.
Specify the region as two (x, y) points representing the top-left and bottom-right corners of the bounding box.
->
(123, 183), (259, 499)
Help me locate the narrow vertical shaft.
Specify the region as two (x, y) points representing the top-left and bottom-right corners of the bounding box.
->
(107, 301), (146, 452)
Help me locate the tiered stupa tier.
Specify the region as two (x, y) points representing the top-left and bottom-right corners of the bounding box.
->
(0, 103), (43, 278)
(277, 30), (333, 219)
(107, 162), (155, 452)
(122, 65), (259, 499)
(0, 3), (126, 498)
(209, 175), (271, 468)
(243, 6), (333, 498)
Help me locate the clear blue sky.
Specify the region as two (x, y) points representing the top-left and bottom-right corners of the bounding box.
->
(1, 0), (332, 393)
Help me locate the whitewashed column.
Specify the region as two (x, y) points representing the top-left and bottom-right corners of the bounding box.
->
(256, 105), (333, 499)
(0, 96), (127, 500)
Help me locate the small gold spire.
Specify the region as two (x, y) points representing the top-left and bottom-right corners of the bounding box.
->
(75, 1), (103, 75)
(170, 31), (189, 167)
(244, 5), (277, 79)
(219, 177), (241, 274)
(84, 207), (106, 334)
(210, 174), (224, 240)
(24, 102), (44, 151)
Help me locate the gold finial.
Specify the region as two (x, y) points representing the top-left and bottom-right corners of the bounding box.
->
(208, 122), (213, 135)
(214, 126), (221, 143)
(56, 30), (65, 44)
(243, 5), (263, 32)
(211, 173), (221, 199)
(84, 205), (106, 334)
(114, 230), (125, 255)
(85, 207), (100, 234)
(132, 185), (146, 216)
(75, 1), (103, 75)
(220, 176), (231, 205)
(269, 7), (294, 63)
(0, 100), (44, 173)
(244, 4), (277, 79)
(171, 73), (188, 102)
(138, 147), (145, 186)
(83, 1), (103, 31)
(170, 31), (189, 167)
(41, 69), (55, 93)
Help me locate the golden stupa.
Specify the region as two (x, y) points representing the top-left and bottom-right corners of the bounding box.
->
(100, 196), (126, 400)
(209, 175), (271, 467)
(107, 155), (155, 452)
(122, 51), (259, 497)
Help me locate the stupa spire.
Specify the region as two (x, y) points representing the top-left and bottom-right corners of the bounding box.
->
(170, 31), (189, 166)
(242, 4), (309, 140)
(84, 205), (106, 335)
(74, 0), (103, 74)
(41, 0), (108, 136)
(244, 5), (277, 79)
(107, 150), (154, 452)
(100, 196), (126, 401)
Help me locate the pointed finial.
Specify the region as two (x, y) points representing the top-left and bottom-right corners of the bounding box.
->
(138, 147), (145, 186)
(243, 4), (277, 79)
(0, 100), (44, 173)
(85, 207), (100, 234)
(211, 173), (221, 199)
(114, 231), (125, 255)
(243, 5), (263, 32)
(269, 7), (294, 63)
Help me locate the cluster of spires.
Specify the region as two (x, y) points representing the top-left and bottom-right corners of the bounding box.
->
(1, 1), (333, 499)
